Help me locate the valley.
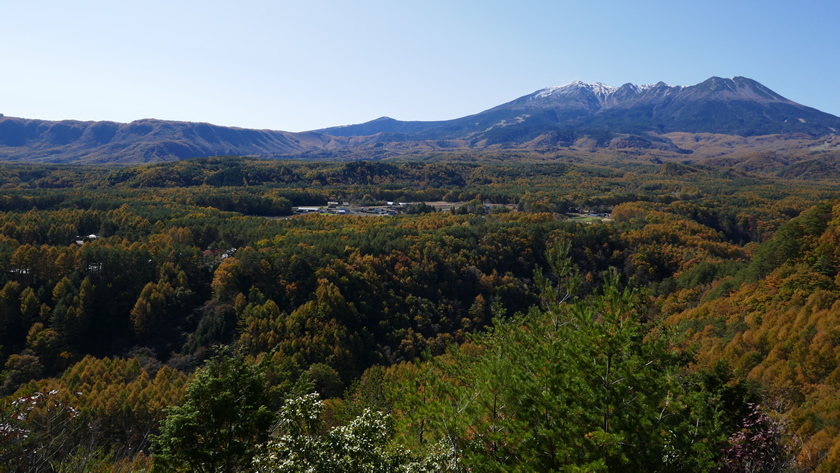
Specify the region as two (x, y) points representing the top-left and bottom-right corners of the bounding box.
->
(0, 154), (839, 470)
(2, 75), (840, 471)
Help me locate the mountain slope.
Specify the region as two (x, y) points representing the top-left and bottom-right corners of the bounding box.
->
(323, 77), (840, 141)
(316, 116), (445, 137)
(0, 117), (341, 164)
(2, 76), (839, 164)
(589, 77), (840, 135)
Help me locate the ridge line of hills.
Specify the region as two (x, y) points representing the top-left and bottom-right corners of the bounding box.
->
(1, 76), (839, 166)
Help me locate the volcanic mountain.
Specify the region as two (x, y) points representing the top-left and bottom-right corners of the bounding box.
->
(320, 76), (840, 142)
(1, 76), (838, 164)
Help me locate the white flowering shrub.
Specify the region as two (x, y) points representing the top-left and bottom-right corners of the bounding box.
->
(253, 393), (460, 473)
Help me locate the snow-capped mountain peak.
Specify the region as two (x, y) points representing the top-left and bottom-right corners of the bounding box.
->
(319, 76), (838, 141)
(534, 81), (618, 101)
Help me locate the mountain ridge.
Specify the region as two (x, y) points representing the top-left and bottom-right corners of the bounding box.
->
(321, 76), (837, 139)
(0, 117), (348, 164)
(2, 76), (839, 164)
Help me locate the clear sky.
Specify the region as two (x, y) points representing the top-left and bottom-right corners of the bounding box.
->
(2, 0), (838, 132)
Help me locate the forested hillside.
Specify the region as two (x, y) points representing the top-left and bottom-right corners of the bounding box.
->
(2, 155), (840, 471)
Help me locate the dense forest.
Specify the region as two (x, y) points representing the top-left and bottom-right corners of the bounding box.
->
(2, 154), (840, 471)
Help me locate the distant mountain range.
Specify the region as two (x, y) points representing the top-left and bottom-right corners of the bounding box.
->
(1, 76), (839, 164)
(0, 118), (349, 164)
(321, 76), (840, 139)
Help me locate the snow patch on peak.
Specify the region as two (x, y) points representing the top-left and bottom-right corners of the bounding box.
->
(533, 86), (566, 99)
(530, 80), (693, 107)
(635, 83), (661, 92)
(534, 81), (618, 100)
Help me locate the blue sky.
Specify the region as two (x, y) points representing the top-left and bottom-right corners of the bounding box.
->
(2, 0), (838, 132)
